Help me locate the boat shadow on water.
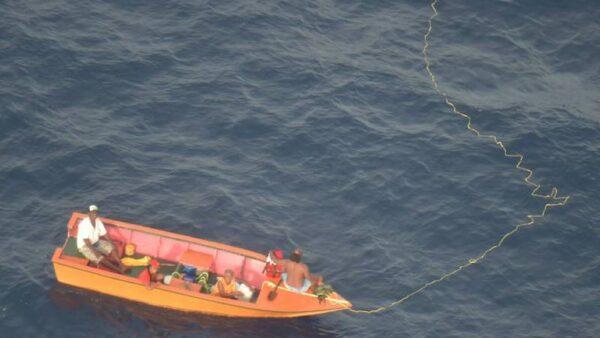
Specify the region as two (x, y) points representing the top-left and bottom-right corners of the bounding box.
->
(49, 283), (341, 337)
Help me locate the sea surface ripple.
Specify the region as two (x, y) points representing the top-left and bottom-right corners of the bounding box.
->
(0, 0), (599, 337)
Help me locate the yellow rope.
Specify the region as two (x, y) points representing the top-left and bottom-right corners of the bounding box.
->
(348, 0), (570, 314)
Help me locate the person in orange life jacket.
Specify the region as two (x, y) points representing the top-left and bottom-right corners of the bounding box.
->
(138, 259), (164, 289)
(211, 269), (243, 299)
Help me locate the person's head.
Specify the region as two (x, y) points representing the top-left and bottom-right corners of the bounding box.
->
(224, 269), (235, 283)
(125, 243), (136, 256)
(290, 248), (303, 263)
(88, 205), (99, 219)
(149, 259), (159, 274)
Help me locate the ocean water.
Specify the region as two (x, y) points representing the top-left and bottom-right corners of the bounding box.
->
(1, 0), (599, 337)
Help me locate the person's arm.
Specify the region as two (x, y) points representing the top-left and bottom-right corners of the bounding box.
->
(228, 290), (244, 298)
(98, 219), (114, 245)
(100, 235), (117, 252)
(301, 265), (310, 281)
(217, 280), (243, 298)
(216, 280), (226, 296)
(229, 282), (243, 297)
(100, 233), (113, 244)
(217, 280), (236, 298)
(304, 265), (323, 286)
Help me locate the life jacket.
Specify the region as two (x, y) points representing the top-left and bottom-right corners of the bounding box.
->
(137, 259), (159, 286)
(121, 243), (152, 267)
(264, 249), (284, 278)
(121, 256), (151, 267)
(211, 277), (237, 295)
(138, 268), (151, 285)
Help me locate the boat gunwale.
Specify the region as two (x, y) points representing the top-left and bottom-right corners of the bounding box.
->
(68, 212), (266, 261)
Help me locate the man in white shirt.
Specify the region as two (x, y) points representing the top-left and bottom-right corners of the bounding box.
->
(77, 205), (127, 273)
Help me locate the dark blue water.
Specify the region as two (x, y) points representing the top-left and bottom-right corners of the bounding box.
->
(1, 0), (599, 336)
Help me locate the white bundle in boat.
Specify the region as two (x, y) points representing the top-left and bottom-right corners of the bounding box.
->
(237, 283), (253, 301)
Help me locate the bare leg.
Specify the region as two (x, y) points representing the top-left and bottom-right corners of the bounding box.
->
(98, 247), (128, 272)
(108, 249), (128, 270)
(98, 258), (126, 274)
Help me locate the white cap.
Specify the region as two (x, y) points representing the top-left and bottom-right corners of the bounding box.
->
(89, 205), (99, 212)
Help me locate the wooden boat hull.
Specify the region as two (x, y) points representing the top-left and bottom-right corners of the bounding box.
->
(52, 213), (352, 318)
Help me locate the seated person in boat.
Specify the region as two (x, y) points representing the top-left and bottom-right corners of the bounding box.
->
(273, 248), (322, 293)
(77, 205), (128, 273)
(211, 269), (244, 299)
(138, 259), (164, 289)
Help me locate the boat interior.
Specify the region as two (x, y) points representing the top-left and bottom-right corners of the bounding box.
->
(59, 216), (268, 302)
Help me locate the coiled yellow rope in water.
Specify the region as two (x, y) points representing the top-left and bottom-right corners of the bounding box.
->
(349, 0), (570, 314)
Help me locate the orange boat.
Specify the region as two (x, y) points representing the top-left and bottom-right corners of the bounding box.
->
(52, 212), (352, 318)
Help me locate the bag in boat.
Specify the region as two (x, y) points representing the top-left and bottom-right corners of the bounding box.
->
(182, 265), (197, 282)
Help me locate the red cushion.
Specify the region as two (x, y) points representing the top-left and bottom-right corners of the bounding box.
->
(214, 250), (245, 280)
(188, 244), (217, 271)
(158, 238), (189, 262)
(106, 225), (132, 244)
(242, 258), (267, 289)
(179, 250), (213, 271)
(130, 231), (160, 257)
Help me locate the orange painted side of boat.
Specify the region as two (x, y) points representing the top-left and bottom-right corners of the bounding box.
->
(52, 213), (352, 318)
